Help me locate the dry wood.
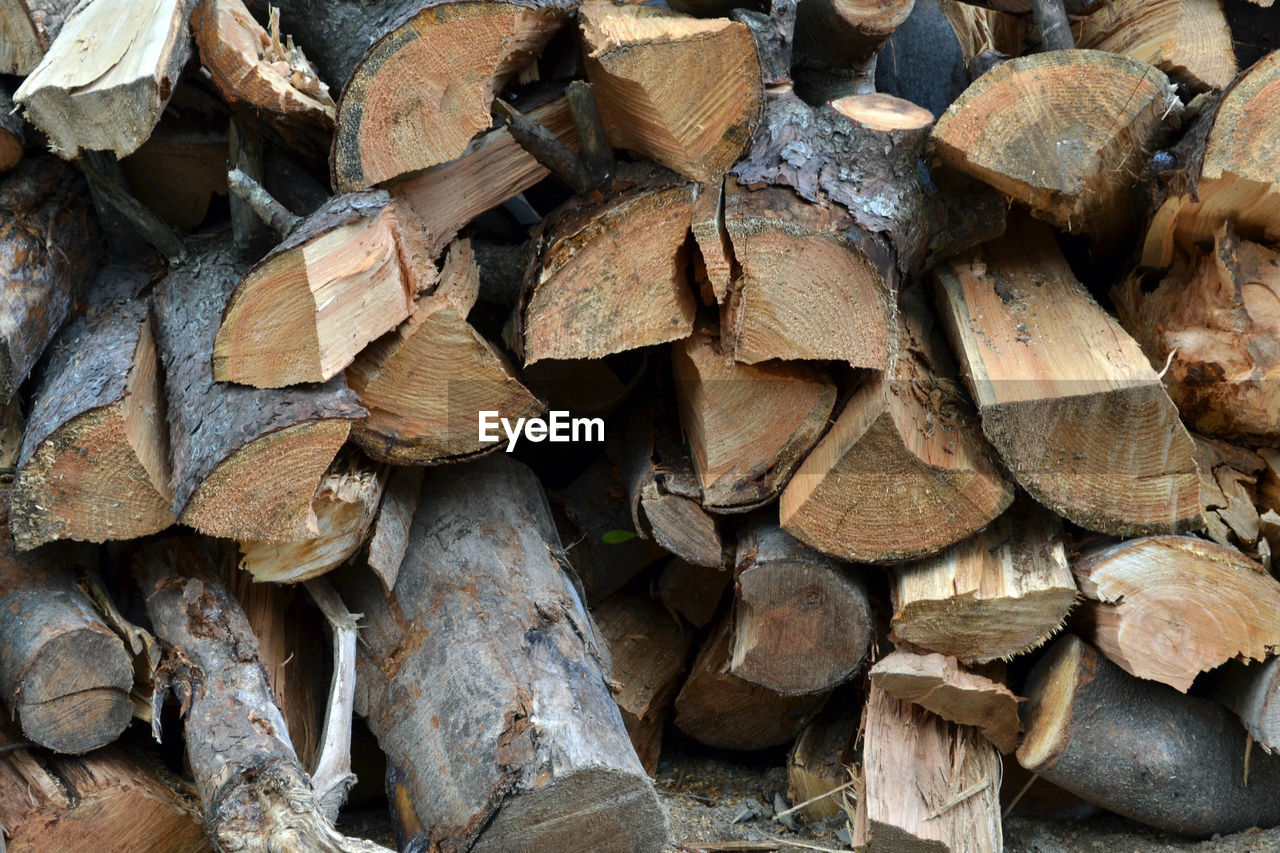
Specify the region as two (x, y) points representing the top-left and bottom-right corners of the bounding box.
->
(214, 191), (422, 388)
(657, 557), (731, 628)
(152, 232), (366, 541)
(793, 0), (915, 101)
(780, 289), (1013, 563)
(854, 685), (1003, 852)
(1076, 0), (1235, 92)
(0, 157), (100, 402)
(1214, 656), (1280, 753)
(673, 326), (835, 512)
(930, 50), (1179, 240)
(690, 177), (732, 302)
(521, 167), (697, 364)
(348, 238), (542, 463)
(578, 2), (762, 183)
(933, 218), (1201, 536)
(1073, 535), (1280, 692)
(0, 0), (73, 74)
(136, 537), (389, 853)
(1019, 634), (1280, 838)
(673, 612), (828, 751)
(334, 456), (667, 852)
(593, 592), (690, 774)
(1189, 434), (1268, 566)
(890, 502), (1075, 664)
(116, 122), (228, 233)
(0, 84), (23, 172)
(730, 519), (873, 695)
(14, 0), (193, 158)
(869, 649), (1021, 753)
(365, 465), (423, 594)
(786, 696), (858, 822)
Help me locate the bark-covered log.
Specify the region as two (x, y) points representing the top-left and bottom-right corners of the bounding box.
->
(334, 456), (667, 853)
(0, 0), (73, 74)
(152, 231), (366, 541)
(792, 0), (916, 103)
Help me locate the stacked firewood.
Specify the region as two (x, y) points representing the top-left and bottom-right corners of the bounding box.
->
(0, 0), (1277, 850)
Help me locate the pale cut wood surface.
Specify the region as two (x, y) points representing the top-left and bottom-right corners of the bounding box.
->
(1076, 0), (1235, 92)
(365, 465), (423, 594)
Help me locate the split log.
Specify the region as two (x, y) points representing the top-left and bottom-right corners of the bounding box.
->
(1142, 50), (1280, 267)
(0, 157), (100, 402)
(334, 456), (667, 852)
(152, 232), (366, 541)
(214, 191), (422, 388)
(136, 537), (389, 853)
(521, 167), (697, 365)
(347, 238), (542, 464)
(656, 557), (730, 628)
(1072, 535), (1280, 692)
(1076, 0), (1236, 92)
(1115, 224), (1280, 442)
(593, 592), (690, 774)
(0, 84), (24, 172)
(0, 0), (72, 74)
(1189, 434), (1268, 566)
(1019, 634), (1280, 838)
(786, 695), (858, 821)
(116, 110), (228, 233)
(9, 266), (174, 549)
(1214, 656), (1280, 752)
(890, 501), (1076, 663)
(729, 519), (874, 695)
(933, 217), (1201, 536)
(14, 0), (193, 158)
(930, 50), (1180, 241)
(0, 733), (211, 852)
(0, 497), (133, 753)
(673, 612), (828, 750)
(792, 0), (916, 102)
(365, 465), (423, 594)
(672, 326), (835, 512)
(854, 685), (1003, 852)
(780, 289), (1013, 563)
(869, 649), (1022, 753)
(690, 177), (732, 303)
(238, 450), (386, 583)
(578, 2), (762, 183)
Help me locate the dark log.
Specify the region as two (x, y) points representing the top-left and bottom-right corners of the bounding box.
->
(792, 0), (916, 103)
(656, 557), (731, 629)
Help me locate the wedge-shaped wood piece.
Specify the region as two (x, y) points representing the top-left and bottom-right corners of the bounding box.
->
(348, 238), (542, 463)
(522, 169), (697, 364)
(365, 465), (423, 594)
(14, 0), (192, 158)
(891, 502), (1076, 664)
(1143, 50), (1280, 266)
(854, 685), (1003, 852)
(0, 157), (100, 402)
(10, 266), (173, 549)
(1076, 0), (1235, 92)
(215, 191), (420, 388)
(1116, 225), (1280, 441)
(154, 232), (366, 542)
(578, 2), (761, 183)
(1188, 434), (1268, 567)
(690, 179), (733, 303)
(781, 290), (1013, 562)
(721, 178), (894, 366)
(1020, 634), (1280, 838)
(335, 457), (667, 852)
(1073, 535), (1280, 693)
(870, 649), (1022, 753)
(657, 557), (730, 629)
(730, 519), (873, 695)
(673, 327), (835, 512)
(931, 50), (1179, 237)
(787, 695), (858, 821)
(934, 218), (1200, 535)
(0, 0), (72, 74)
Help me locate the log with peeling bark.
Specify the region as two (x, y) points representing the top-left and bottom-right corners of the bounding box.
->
(869, 649), (1022, 753)
(729, 519), (873, 695)
(673, 612), (828, 751)
(1019, 634), (1280, 838)
(10, 265), (173, 550)
(854, 685), (1003, 852)
(593, 592), (690, 774)
(152, 231), (366, 542)
(792, 0), (915, 102)
(657, 557), (730, 628)
(0, 495), (134, 754)
(14, 0), (193, 158)
(673, 326), (835, 512)
(334, 456), (667, 852)
(1072, 535), (1280, 693)
(0, 157), (100, 402)
(787, 695), (858, 821)
(1076, 0), (1236, 92)
(214, 191), (423, 388)
(136, 537), (389, 853)
(890, 501), (1076, 663)
(347, 238), (543, 464)
(578, 2), (762, 183)
(780, 289), (1013, 563)
(0, 0), (72, 74)
(521, 166), (697, 364)
(934, 217), (1201, 536)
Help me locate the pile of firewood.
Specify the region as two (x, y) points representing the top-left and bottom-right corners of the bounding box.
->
(0, 0), (1277, 849)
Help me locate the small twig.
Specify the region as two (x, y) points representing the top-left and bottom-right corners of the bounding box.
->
(1032, 0), (1074, 52)
(78, 155), (186, 262)
(492, 98), (593, 194)
(927, 779), (991, 820)
(304, 578), (361, 821)
(227, 168), (301, 239)
(773, 779), (856, 820)
(565, 81), (614, 189)
(1002, 772), (1039, 820)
